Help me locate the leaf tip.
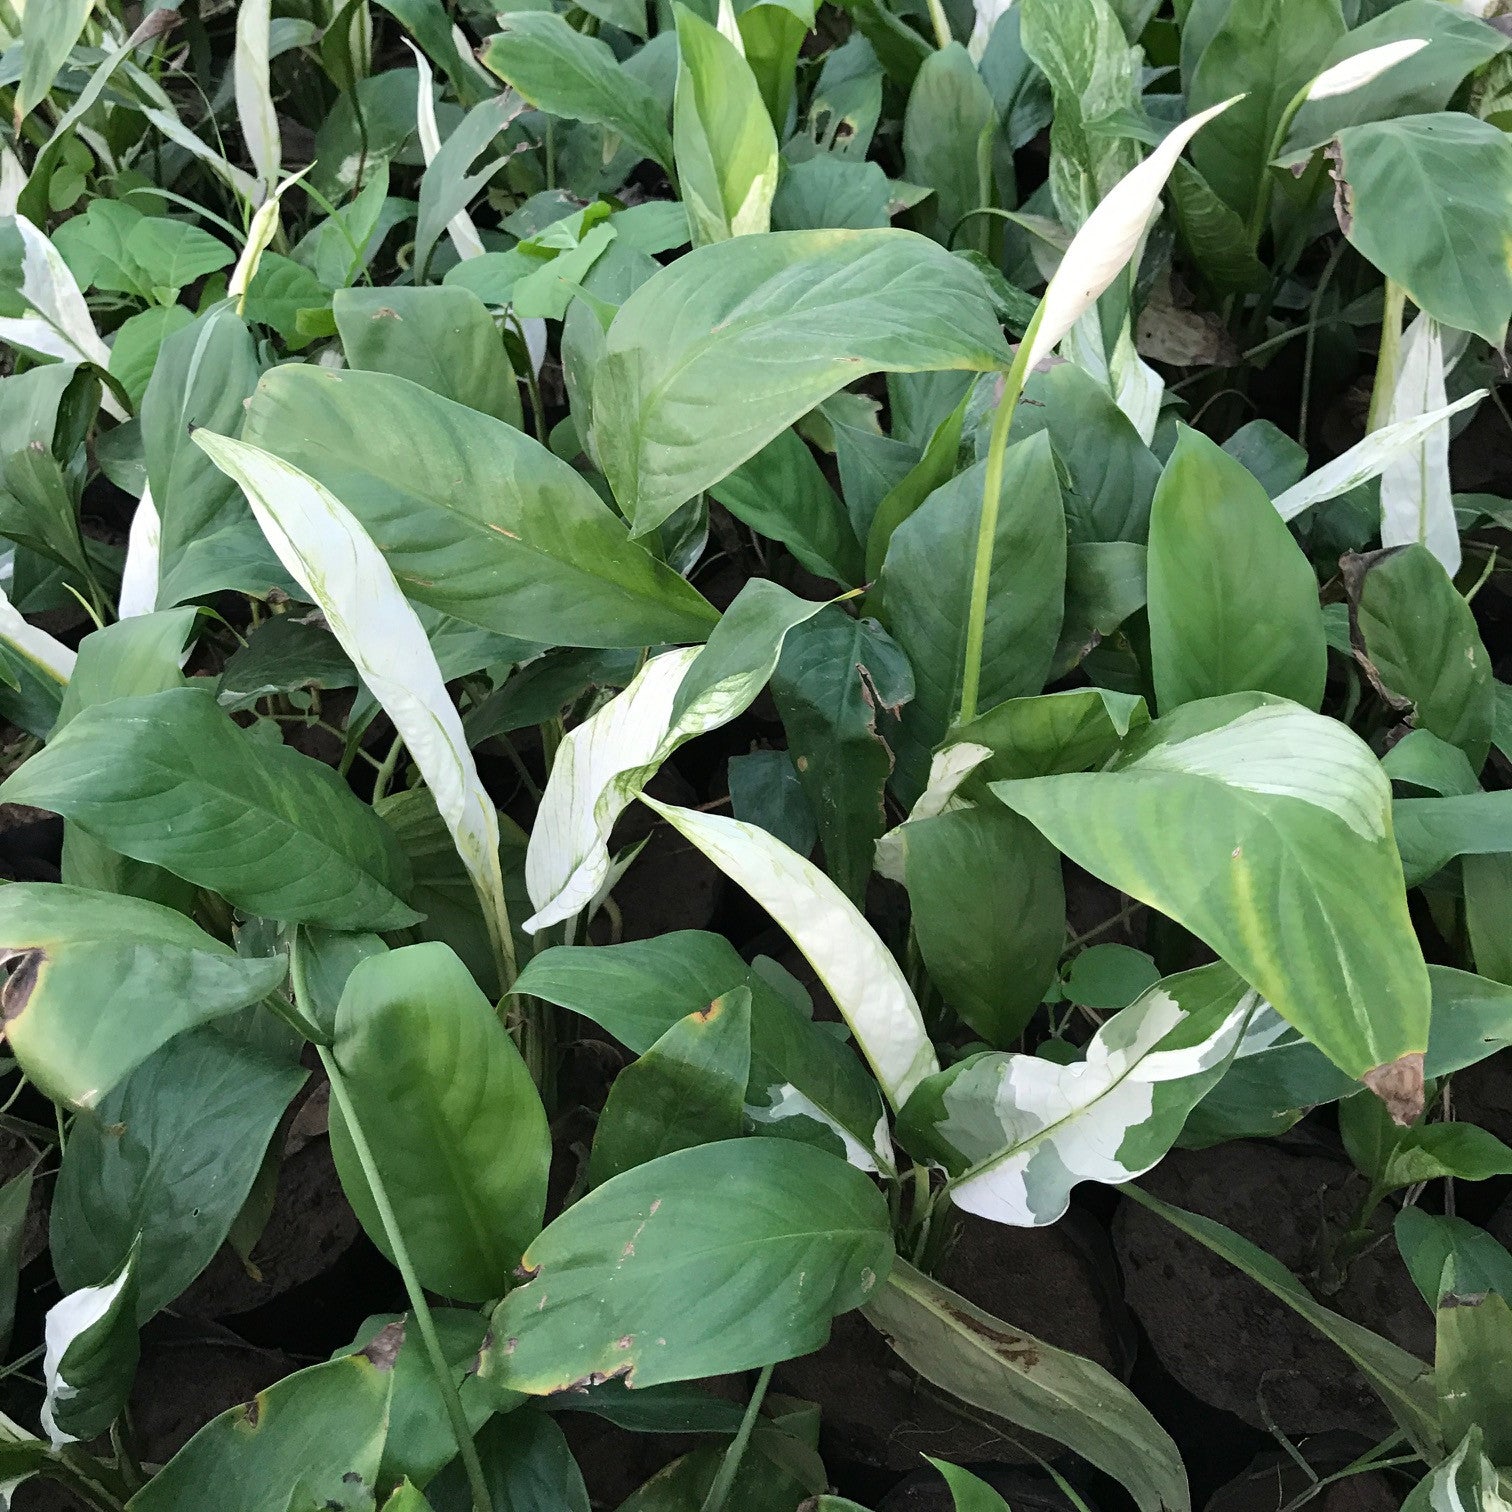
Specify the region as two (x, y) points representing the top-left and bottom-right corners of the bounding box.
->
(1362, 1051), (1425, 1127)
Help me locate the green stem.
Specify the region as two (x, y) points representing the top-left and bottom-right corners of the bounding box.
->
(957, 306), (1043, 725)
(1245, 90), (1307, 252)
(1367, 278), (1407, 434)
(923, 0), (952, 48)
(371, 732), (405, 804)
(700, 1363), (775, 1512)
(318, 1045), (495, 1512)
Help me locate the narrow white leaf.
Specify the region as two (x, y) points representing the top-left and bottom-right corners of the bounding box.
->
(1379, 313), (1461, 575)
(949, 979), (1256, 1226)
(193, 430), (512, 955)
(525, 647), (701, 932)
(408, 42), (486, 261)
(1273, 390), (1485, 522)
(0, 148), (23, 218)
(0, 585), (74, 684)
(117, 485), (161, 620)
(642, 798), (939, 1108)
(41, 1264), (133, 1446)
(1025, 97), (1240, 373)
(234, 0), (282, 199)
(1305, 39), (1430, 102)
(716, 0), (745, 51)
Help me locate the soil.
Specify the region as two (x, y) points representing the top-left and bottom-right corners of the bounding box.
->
(1115, 1143), (1433, 1439)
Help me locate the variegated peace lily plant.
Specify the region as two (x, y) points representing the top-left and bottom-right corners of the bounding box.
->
(0, 0), (1509, 1508)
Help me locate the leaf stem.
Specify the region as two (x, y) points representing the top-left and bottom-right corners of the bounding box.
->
(958, 306), (1043, 725)
(318, 1045), (495, 1512)
(923, 0), (952, 49)
(1367, 278), (1407, 434)
(700, 1362), (774, 1512)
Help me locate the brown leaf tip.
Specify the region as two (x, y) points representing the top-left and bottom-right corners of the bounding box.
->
(1363, 1052), (1425, 1127)
(359, 1318), (406, 1372)
(0, 948), (45, 1026)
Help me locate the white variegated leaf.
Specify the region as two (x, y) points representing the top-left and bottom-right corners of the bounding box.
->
(117, 485), (161, 620)
(524, 581), (830, 931)
(1408, 1430), (1511, 1512)
(642, 798), (939, 1108)
(1024, 98), (1239, 373)
(408, 42), (486, 261)
(0, 217), (123, 418)
(234, 0), (281, 199)
(1274, 390), (1485, 522)
(745, 1083), (890, 1174)
(0, 585), (75, 683)
(0, 148), (24, 218)
(1379, 313), (1461, 575)
(921, 966), (1256, 1226)
(968, 0), (1015, 60)
(525, 647), (700, 932)
(41, 1249), (138, 1447)
(874, 741), (992, 882)
(192, 431), (513, 966)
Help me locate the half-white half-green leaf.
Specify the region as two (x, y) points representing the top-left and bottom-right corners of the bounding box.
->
(41, 1245), (140, 1447)
(523, 579), (830, 931)
(642, 798), (938, 1108)
(194, 430), (514, 972)
(899, 963), (1256, 1226)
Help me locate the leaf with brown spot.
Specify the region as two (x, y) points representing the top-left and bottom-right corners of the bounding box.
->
(865, 1260), (1189, 1512)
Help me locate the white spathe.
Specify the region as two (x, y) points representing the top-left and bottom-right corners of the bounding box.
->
(1305, 39), (1430, 102)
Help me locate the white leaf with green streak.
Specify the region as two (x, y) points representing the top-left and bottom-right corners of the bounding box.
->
(1273, 391), (1484, 521)
(0, 585), (74, 684)
(524, 580), (829, 931)
(1380, 312), (1460, 575)
(408, 43), (485, 261)
(642, 799), (938, 1108)
(905, 965), (1255, 1226)
(0, 217), (121, 418)
(234, 0), (281, 199)
(990, 694), (1431, 1111)
(194, 431), (512, 967)
(42, 1247), (139, 1446)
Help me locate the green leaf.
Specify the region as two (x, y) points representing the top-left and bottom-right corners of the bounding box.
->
(595, 228), (1011, 535)
(1333, 114), (1512, 347)
(1347, 545), (1494, 771)
(428, 1411), (589, 1512)
(216, 614), (356, 714)
(334, 1311), (494, 1489)
(479, 15), (675, 173)
(0, 883), (287, 1108)
(0, 1167), (31, 1357)
(328, 943), (550, 1301)
(242, 365), (718, 648)
(928, 1461), (1010, 1512)
(710, 428), (865, 585)
(897, 805), (1064, 1045)
(51, 1028), (306, 1319)
(729, 750), (817, 855)
(126, 1344), (396, 1512)
(1167, 160), (1269, 295)
(1436, 1283), (1512, 1465)
(484, 1139), (893, 1392)
(674, 4), (779, 245)
(513, 932), (890, 1171)
(1121, 1184), (1440, 1458)
(865, 388), (970, 585)
(1, 687), (419, 930)
(41, 1245), (140, 1446)
(590, 987), (752, 1186)
(644, 801), (938, 1108)
(902, 44), (998, 248)
(880, 434), (1066, 800)
(1383, 1124), (1512, 1191)
(334, 286), (522, 429)
(1185, 0), (1344, 222)
(242, 253), (334, 344)
(108, 304), (196, 407)
(1395, 1208), (1512, 1310)
(17, 0), (92, 125)
(0, 440), (92, 584)
(865, 1260), (1189, 1512)
(990, 694), (1431, 1095)
(1395, 792), (1512, 885)
(946, 686), (1149, 783)
(1282, 2), (1508, 160)
(771, 156), (892, 232)
(1147, 427), (1326, 712)
(772, 608), (914, 904)
(142, 306), (263, 583)
(901, 962), (1253, 1219)
(1009, 361), (1162, 545)
(124, 218), (235, 291)
(1065, 943), (1160, 1010)
(523, 580), (829, 930)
